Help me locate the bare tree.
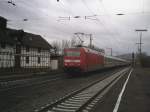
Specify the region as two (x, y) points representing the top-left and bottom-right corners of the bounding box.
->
(62, 40), (70, 49)
(71, 38), (76, 47)
(51, 37), (81, 55)
(51, 41), (61, 55)
(70, 37), (81, 47)
(61, 40), (71, 55)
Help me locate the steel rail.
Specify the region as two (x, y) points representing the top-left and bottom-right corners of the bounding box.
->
(35, 67), (130, 112)
(0, 73), (65, 92)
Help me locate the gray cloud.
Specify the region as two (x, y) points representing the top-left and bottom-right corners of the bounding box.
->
(0, 0), (150, 55)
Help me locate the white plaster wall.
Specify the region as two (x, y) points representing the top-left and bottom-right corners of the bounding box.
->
(20, 47), (51, 68)
(51, 60), (58, 70)
(0, 44), (15, 68)
(0, 45), (51, 68)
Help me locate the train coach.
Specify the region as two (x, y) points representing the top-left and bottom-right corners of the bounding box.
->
(63, 46), (129, 73)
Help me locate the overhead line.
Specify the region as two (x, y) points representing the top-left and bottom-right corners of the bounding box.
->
(80, 0), (121, 49)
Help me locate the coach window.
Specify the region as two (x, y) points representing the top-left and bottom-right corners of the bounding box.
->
(65, 51), (80, 57)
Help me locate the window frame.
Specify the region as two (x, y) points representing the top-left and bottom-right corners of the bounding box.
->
(26, 56), (29, 64)
(38, 57), (41, 64)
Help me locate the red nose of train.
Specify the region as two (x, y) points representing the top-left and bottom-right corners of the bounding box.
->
(64, 59), (81, 67)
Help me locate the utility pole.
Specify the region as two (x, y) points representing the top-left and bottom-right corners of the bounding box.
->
(135, 29), (148, 66)
(135, 29), (147, 56)
(109, 48), (112, 56)
(136, 32), (143, 55)
(89, 34), (92, 48)
(132, 52), (135, 67)
(84, 33), (93, 48)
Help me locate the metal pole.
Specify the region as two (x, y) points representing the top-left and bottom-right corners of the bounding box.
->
(89, 34), (92, 48)
(111, 48), (112, 56)
(139, 32), (142, 55)
(135, 29), (147, 66)
(135, 29), (147, 55)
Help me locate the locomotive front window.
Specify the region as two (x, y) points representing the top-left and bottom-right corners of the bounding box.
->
(65, 51), (80, 57)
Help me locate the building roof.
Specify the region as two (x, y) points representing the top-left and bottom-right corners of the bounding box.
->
(0, 28), (52, 49)
(22, 32), (52, 49)
(0, 16), (52, 49)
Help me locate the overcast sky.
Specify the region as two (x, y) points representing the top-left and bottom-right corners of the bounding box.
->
(0, 0), (150, 55)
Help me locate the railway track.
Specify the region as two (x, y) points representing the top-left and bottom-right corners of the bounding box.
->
(35, 67), (131, 112)
(0, 73), (66, 92)
(0, 67), (124, 92)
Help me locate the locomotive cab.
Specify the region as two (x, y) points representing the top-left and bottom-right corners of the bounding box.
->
(63, 48), (82, 72)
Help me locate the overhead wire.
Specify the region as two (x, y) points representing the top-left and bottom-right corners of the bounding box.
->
(98, 0), (150, 55)
(52, 0), (86, 43)
(96, 0), (131, 55)
(81, 0), (114, 47)
(57, 0), (96, 46)
(97, 1), (122, 45)
(57, 0), (73, 16)
(81, 0), (121, 52)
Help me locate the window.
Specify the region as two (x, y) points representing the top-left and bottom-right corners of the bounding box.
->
(65, 51), (80, 57)
(38, 48), (41, 53)
(26, 56), (29, 64)
(26, 47), (29, 52)
(38, 57), (40, 64)
(1, 43), (6, 49)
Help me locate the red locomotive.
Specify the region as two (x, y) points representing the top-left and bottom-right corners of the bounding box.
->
(63, 46), (128, 73)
